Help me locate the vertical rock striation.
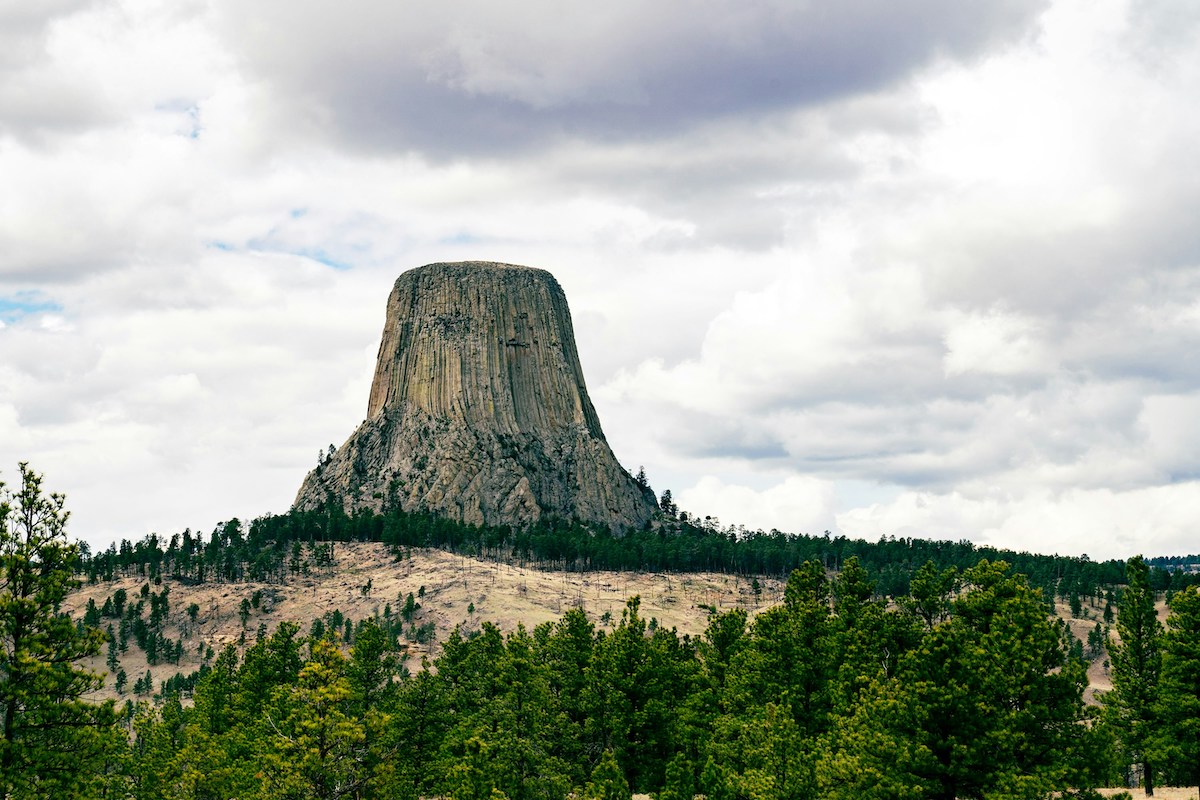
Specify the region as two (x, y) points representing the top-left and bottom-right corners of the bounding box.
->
(294, 261), (658, 532)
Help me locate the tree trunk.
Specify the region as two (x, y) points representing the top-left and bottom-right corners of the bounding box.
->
(1143, 759), (1154, 796)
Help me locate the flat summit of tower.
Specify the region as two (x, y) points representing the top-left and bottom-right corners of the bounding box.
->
(294, 261), (658, 532)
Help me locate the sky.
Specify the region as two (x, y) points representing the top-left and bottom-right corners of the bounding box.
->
(2, 0), (1199, 561)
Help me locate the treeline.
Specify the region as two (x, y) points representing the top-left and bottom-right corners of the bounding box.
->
(8, 458), (1200, 800)
(79, 502), (1197, 602)
(67, 555), (1200, 799)
(74, 558), (1147, 799)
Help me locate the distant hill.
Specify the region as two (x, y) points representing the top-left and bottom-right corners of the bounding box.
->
(67, 542), (784, 703)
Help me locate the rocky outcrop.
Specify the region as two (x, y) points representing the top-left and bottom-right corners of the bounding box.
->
(294, 261), (658, 532)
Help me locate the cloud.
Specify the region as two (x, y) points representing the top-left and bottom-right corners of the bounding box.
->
(838, 482), (1200, 559)
(942, 308), (1050, 377)
(213, 0), (1047, 157)
(592, 0), (1200, 539)
(676, 474), (840, 536)
(0, 1), (222, 141)
(0, 254), (384, 546)
(2, 0), (1198, 563)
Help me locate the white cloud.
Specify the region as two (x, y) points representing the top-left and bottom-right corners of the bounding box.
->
(943, 308), (1050, 377)
(1, 0), (1198, 563)
(676, 475), (840, 536)
(839, 482), (1200, 559)
(1138, 393), (1200, 479)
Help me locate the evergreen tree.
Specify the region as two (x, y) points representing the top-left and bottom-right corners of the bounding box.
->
(582, 750), (631, 800)
(260, 638), (366, 800)
(658, 753), (694, 800)
(1152, 585), (1200, 794)
(443, 735), (514, 800)
(0, 463), (119, 799)
(820, 561), (1088, 800)
(698, 755), (735, 800)
(387, 668), (451, 798)
(1105, 555), (1163, 795)
(902, 560), (958, 629)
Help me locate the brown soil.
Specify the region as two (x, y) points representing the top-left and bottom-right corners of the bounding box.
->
(64, 542), (785, 703)
(64, 545), (1140, 709)
(1096, 789), (1198, 800)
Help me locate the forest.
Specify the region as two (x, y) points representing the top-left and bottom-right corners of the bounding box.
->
(4, 462), (1200, 800)
(78, 492), (1198, 609)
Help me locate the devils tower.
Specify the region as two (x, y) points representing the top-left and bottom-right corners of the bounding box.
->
(294, 261), (659, 532)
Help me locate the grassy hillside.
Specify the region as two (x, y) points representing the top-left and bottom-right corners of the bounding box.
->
(66, 542), (786, 703)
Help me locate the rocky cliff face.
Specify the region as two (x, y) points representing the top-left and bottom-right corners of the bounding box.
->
(294, 261), (658, 532)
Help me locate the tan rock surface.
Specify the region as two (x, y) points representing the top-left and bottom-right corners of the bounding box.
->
(294, 262), (658, 532)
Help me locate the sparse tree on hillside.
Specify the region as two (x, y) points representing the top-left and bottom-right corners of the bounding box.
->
(658, 489), (677, 519)
(634, 467), (649, 490)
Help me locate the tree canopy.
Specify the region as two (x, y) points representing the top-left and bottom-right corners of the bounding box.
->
(0, 464), (119, 799)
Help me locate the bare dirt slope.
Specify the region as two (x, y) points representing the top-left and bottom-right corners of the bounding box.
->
(64, 542), (785, 703)
(65, 544), (1134, 709)
(1060, 593), (1174, 706)
(1053, 599), (1115, 704)
(1097, 789), (1198, 800)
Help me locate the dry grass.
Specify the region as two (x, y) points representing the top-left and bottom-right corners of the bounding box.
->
(64, 542), (785, 702)
(64, 545), (1144, 709)
(1052, 594), (1175, 706)
(1095, 789), (1199, 800)
(1052, 599), (1115, 704)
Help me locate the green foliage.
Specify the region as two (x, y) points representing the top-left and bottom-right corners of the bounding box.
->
(820, 561), (1090, 800)
(78, 553), (1113, 799)
(658, 752), (694, 800)
(1103, 555), (1163, 793)
(45, 474), (1198, 800)
(260, 638), (366, 799)
(0, 463), (119, 799)
(901, 560), (958, 629)
(82, 502), (1177, 604)
(1152, 585), (1200, 792)
(582, 750), (630, 800)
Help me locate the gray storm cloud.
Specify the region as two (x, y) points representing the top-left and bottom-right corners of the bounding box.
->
(215, 0), (1048, 155)
(2, 0), (1199, 559)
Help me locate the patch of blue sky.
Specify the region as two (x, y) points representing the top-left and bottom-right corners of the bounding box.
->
(185, 109), (201, 140)
(298, 248), (354, 271)
(439, 231), (483, 245)
(0, 292), (62, 323)
(154, 99), (202, 139)
(207, 238), (355, 270)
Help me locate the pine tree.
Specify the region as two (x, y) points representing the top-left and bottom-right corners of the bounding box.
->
(821, 560), (1088, 800)
(1105, 555), (1163, 795)
(0, 463), (118, 799)
(1152, 585), (1200, 795)
(260, 638), (366, 800)
(658, 753), (694, 800)
(903, 560), (958, 629)
(582, 750), (630, 800)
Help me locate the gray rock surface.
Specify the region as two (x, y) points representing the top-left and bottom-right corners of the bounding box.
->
(294, 261), (658, 532)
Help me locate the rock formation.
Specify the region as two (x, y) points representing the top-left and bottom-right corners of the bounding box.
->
(294, 261), (658, 532)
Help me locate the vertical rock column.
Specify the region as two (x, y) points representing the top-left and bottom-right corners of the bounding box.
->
(295, 261), (658, 532)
